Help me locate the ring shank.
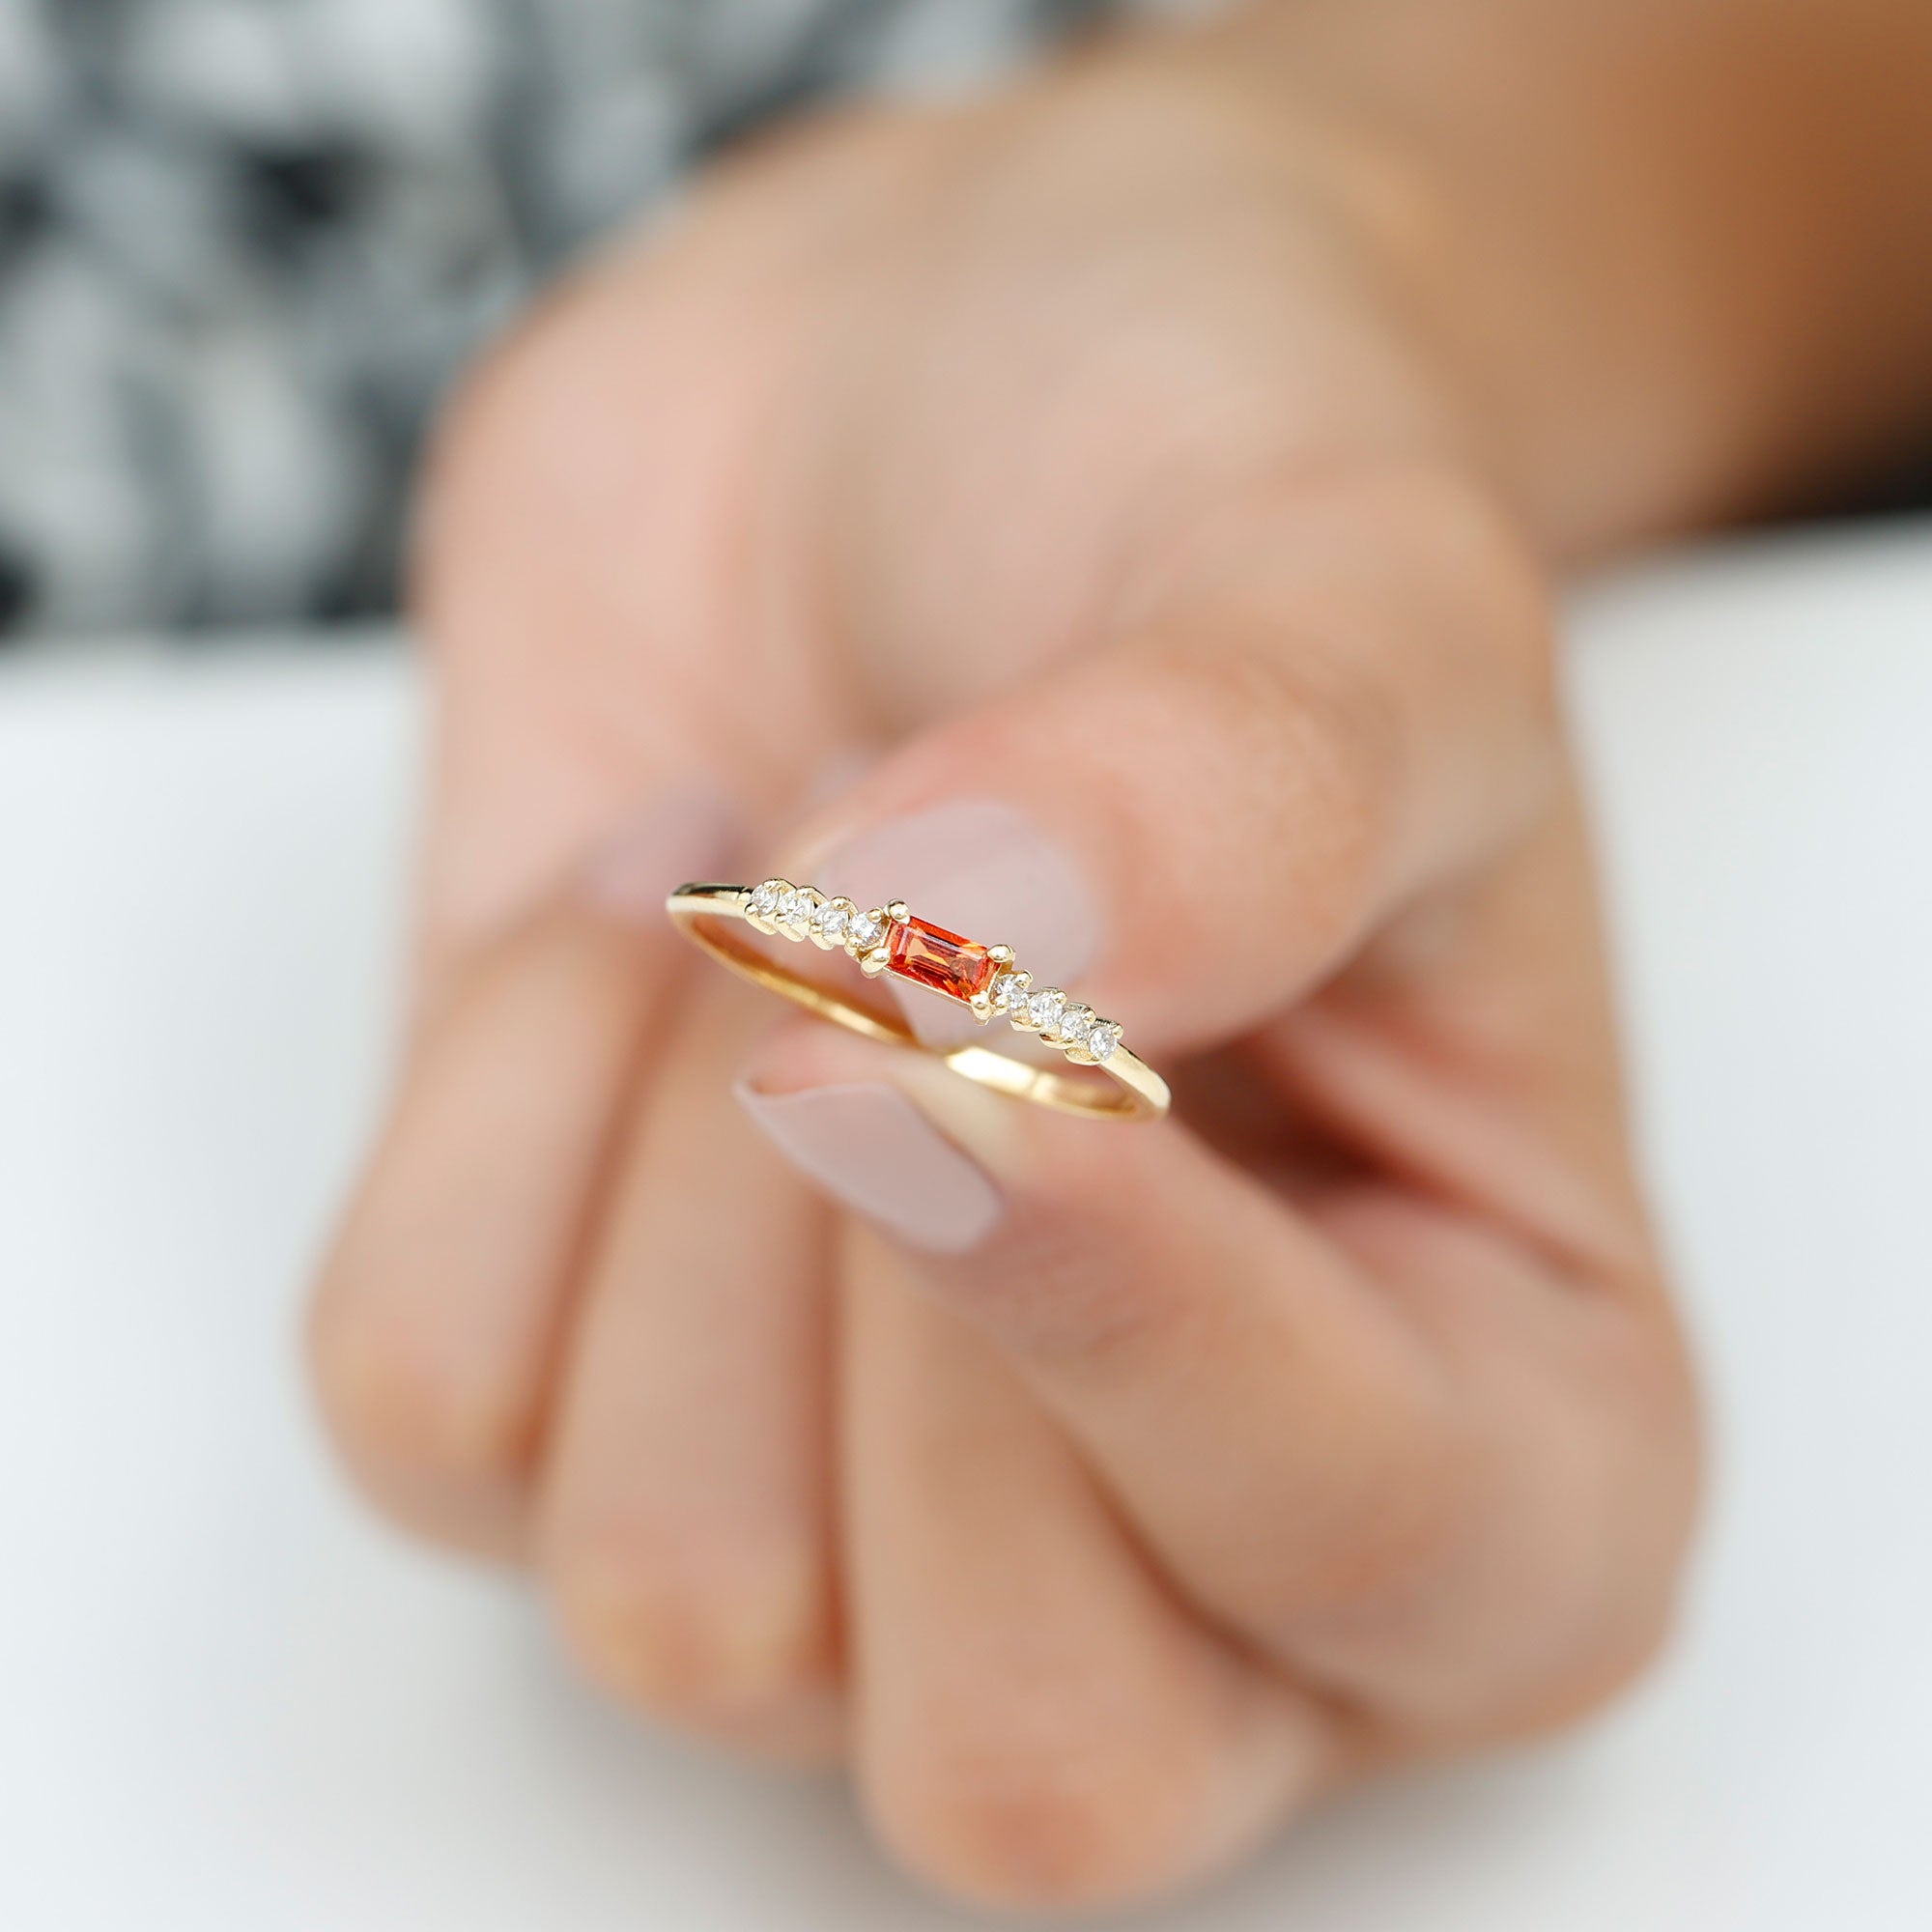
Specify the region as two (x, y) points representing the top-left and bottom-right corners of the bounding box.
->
(667, 884), (1169, 1122)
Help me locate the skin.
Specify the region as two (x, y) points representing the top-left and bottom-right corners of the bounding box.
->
(308, 1), (1932, 1911)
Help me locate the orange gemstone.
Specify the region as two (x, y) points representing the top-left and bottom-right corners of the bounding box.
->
(885, 915), (995, 1004)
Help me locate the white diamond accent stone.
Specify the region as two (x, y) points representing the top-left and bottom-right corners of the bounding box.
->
(1027, 987), (1065, 1032)
(990, 971), (1024, 1013)
(749, 881), (782, 919)
(813, 901), (850, 942)
(1086, 1022), (1121, 1063)
(775, 888), (806, 927)
(850, 909), (884, 950)
(1058, 1005), (1095, 1044)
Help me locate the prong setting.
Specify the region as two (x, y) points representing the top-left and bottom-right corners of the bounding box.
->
(808, 895), (857, 949)
(847, 906), (886, 953)
(733, 884), (1129, 1070)
(781, 885), (824, 939)
(744, 878), (788, 933)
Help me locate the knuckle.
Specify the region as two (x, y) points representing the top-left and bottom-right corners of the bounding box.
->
(1275, 1414), (1487, 1635)
(867, 1732), (1193, 1912)
(1132, 640), (1404, 957)
(980, 1242), (1166, 1370)
(1464, 1559), (1686, 1748)
(1320, 1471), (1471, 1621)
(406, 243), (766, 695)
(958, 1152), (1183, 1371)
(549, 1524), (830, 1739)
(1526, 1596), (1680, 1736)
(427, 265), (621, 478)
(412, 292), (608, 582)
(307, 1285), (533, 1510)
(1337, 460), (1556, 686)
(1495, 1342), (1700, 1738)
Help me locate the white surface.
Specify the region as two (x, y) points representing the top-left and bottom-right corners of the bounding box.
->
(1, 525), (1928, 1930)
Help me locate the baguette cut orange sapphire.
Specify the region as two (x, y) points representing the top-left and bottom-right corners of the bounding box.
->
(668, 877), (1164, 1119)
(886, 914), (997, 1004)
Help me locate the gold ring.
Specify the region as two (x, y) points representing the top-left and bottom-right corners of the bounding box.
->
(667, 879), (1169, 1122)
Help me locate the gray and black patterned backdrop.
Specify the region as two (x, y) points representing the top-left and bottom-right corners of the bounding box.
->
(0, 0), (1125, 640)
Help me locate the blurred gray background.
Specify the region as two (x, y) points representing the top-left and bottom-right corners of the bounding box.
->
(0, 0), (1129, 639)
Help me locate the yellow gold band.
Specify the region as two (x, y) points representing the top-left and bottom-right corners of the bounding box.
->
(666, 881), (1169, 1123)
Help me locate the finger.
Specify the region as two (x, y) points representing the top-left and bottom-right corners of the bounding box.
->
(739, 1022), (1449, 1678)
(536, 970), (842, 1758)
(1256, 793), (1663, 1281)
(308, 789), (733, 1557)
(785, 466), (1555, 1053)
(740, 1021), (1685, 1739)
(405, 127), (938, 963)
(840, 1221), (1330, 1912)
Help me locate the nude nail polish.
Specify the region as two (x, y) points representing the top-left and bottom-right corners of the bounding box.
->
(735, 1078), (1003, 1255)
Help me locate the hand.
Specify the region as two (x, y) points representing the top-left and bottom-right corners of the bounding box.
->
(310, 43), (1698, 1912)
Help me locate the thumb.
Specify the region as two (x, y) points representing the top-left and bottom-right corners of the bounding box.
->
(783, 466), (1557, 1056)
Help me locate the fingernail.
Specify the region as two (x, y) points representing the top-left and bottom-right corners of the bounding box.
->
(811, 799), (1099, 1047)
(735, 1078), (1003, 1255)
(583, 781), (740, 922)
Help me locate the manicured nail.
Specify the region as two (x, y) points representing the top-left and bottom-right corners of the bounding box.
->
(811, 799), (1099, 1046)
(735, 1079), (1003, 1255)
(583, 781), (740, 922)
